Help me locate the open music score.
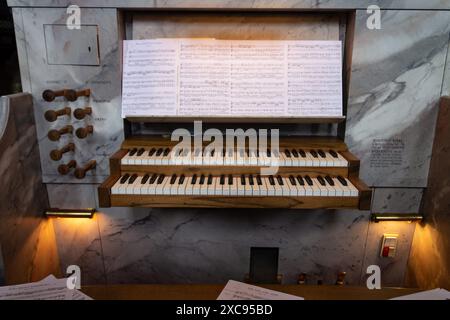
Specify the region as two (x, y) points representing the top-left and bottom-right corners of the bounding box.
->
(99, 137), (372, 210)
(122, 39), (343, 119)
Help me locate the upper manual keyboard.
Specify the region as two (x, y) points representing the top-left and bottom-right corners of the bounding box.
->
(121, 147), (349, 167)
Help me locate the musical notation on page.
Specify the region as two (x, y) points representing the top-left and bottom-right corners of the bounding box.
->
(121, 39), (343, 118)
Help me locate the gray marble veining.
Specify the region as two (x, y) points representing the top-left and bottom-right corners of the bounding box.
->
(7, 0), (450, 10)
(372, 188), (424, 214)
(346, 10), (450, 188)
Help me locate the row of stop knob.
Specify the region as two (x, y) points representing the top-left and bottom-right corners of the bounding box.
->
(56, 157), (97, 179)
(43, 88), (96, 178)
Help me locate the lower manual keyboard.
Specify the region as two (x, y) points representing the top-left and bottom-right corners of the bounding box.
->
(111, 173), (359, 197)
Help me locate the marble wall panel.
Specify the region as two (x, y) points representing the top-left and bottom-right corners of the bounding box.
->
(346, 10), (450, 188)
(7, 0), (450, 10)
(94, 208), (370, 285)
(372, 188), (423, 214)
(15, 8), (123, 183)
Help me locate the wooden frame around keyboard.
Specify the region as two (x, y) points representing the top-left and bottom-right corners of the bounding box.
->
(98, 137), (372, 210)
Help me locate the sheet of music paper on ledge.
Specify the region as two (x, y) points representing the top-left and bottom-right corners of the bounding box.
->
(121, 39), (343, 118)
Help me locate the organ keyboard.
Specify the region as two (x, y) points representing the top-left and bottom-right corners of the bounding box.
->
(99, 137), (372, 209)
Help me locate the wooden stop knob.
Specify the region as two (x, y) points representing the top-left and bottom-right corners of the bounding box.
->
(74, 107), (92, 120)
(44, 107), (71, 122)
(43, 89), (66, 102)
(58, 160), (77, 175)
(75, 160), (97, 179)
(50, 143), (75, 161)
(48, 125), (73, 141)
(76, 125), (94, 139)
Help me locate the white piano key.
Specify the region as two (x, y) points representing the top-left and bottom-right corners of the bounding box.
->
(266, 177), (276, 196)
(230, 177), (239, 196)
(346, 179), (360, 197)
(332, 178), (345, 196)
(258, 177), (268, 196)
(244, 176), (253, 196)
(337, 153), (348, 167)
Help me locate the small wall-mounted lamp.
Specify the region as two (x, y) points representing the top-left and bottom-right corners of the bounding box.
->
(44, 208), (96, 219)
(371, 213), (423, 223)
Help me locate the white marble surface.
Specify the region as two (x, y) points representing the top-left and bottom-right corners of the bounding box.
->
(346, 10), (450, 188)
(95, 208), (371, 285)
(7, 0), (450, 10)
(372, 188), (424, 214)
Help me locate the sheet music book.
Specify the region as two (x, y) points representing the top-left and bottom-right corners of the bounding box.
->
(0, 275), (93, 300)
(217, 280), (304, 300)
(122, 39), (343, 118)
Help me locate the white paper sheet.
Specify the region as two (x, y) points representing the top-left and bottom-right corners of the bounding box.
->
(217, 280), (304, 300)
(391, 288), (450, 300)
(0, 275), (93, 300)
(122, 39), (343, 118)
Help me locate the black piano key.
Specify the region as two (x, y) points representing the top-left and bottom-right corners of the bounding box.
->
(310, 150), (318, 158)
(157, 174), (165, 184)
(129, 148), (138, 156)
(269, 176), (276, 186)
(199, 175), (205, 185)
(296, 175), (305, 186)
(285, 149), (292, 158)
(317, 176), (326, 186)
(277, 175), (284, 186)
(220, 175), (225, 185)
(156, 148), (164, 156)
(191, 174), (198, 185)
(267, 149), (272, 157)
(211, 149), (215, 157)
(299, 149), (306, 158)
(337, 176), (348, 186)
(179, 175), (185, 185)
(141, 174), (150, 184)
(170, 174), (177, 185)
(256, 175), (263, 186)
(249, 175), (254, 186)
(329, 150), (338, 158)
(241, 175), (246, 185)
(292, 150), (299, 158)
(137, 148), (145, 156)
(149, 174), (158, 184)
(207, 174), (213, 185)
(228, 174), (233, 185)
(148, 148), (157, 156)
(163, 148), (170, 157)
(129, 174), (138, 184)
(120, 173), (130, 184)
(318, 150), (326, 158)
(289, 175), (297, 186)
(256, 150), (260, 157)
(305, 175), (313, 186)
(325, 176), (335, 186)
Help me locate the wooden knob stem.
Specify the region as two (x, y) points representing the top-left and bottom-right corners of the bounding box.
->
(48, 125), (73, 141)
(335, 272), (347, 286)
(58, 160), (77, 175)
(44, 107), (71, 122)
(76, 125), (94, 139)
(74, 107), (93, 120)
(75, 160), (97, 179)
(50, 143), (75, 161)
